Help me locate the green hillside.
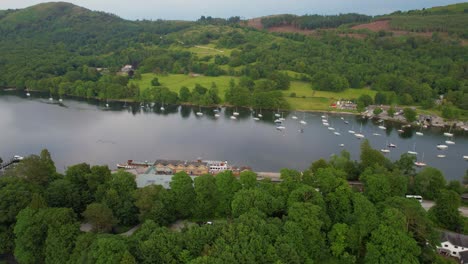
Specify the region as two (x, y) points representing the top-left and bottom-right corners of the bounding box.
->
(0, 2), (466, 117)
(383, 2), (468, 37)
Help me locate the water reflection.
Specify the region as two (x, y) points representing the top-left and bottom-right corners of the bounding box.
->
(0, 90), (467, 180)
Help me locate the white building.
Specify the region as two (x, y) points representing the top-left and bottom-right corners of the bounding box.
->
(438, 231), (468, 263)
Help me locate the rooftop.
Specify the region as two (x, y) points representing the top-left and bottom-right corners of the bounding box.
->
(441, 231), (468, 248)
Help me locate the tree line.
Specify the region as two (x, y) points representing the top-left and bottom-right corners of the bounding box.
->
(0, 141), (467, 263)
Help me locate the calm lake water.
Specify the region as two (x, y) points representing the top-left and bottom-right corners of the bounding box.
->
(0, 91), (467, 180)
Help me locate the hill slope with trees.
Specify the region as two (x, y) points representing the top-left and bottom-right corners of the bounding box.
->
(0, 2), (466, 118)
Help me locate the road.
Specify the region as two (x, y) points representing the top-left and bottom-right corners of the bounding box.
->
(421, 201), (468, 217)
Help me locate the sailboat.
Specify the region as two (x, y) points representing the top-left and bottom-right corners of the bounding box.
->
(328, 127), (335, 131)
(274, 108), (281, 118)
(355, 123), (365, 139)
(414, 153), (427, 167)
(436, 144), (448, 150)
(408, 143), (418, 155)
(415, 126), (424, 136)
(444, 124), (454, 137)
(26, 92), (31, 97)
(160, 102), (165, 111)
(437, 154), (446, 158)
(233, 107), (239, 116)
(292, 113), (298, 120)
(105, 99), (109, 108)
(299, 112), (307, 125)
(348, 125), (355, 134)
(378, 120), (386, 130)
(387, 143), (397, 148)
(333, 130), (341, 136)
(58, 98), (63, 102)
(445, 137), (455, 145)
(380, 141), (390, 154)
(279, 112), (285, 121)
(257, 109), (263, 118)
(196, 106), (203, 116)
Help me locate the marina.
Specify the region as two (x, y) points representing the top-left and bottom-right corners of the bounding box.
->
(0, 92), (467, 180)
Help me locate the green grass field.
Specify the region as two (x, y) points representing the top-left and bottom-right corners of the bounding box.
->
(133, 74), (377, 111)
(286, 81), (377, 99)
(132, 73), (237, 100)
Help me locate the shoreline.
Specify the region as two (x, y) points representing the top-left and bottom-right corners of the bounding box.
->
(2, 88), (465, 130)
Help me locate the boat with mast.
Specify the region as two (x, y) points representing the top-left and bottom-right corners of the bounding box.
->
(298, 112), (307, 125)
(414, 153), (427, 167)
(444, 124), (454, 137)
(196, 106), (203, 116)
(355, 123), (364, 139)
(381, 141), (390, 154)
(408, 143), (418, 155)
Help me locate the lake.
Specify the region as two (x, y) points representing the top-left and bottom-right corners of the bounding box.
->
(0, 91), (467, 180)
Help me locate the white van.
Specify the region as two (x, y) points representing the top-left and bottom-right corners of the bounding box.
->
(406, 195), (423, 203)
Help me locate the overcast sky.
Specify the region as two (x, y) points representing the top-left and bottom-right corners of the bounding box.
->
(0, 0), (463, 20)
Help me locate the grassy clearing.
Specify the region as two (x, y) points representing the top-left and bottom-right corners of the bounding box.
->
(132, 73), (237, 99)
(133, 74), (378, 111)
(285, 97), (332, 111)
(286, 81), (377, 100)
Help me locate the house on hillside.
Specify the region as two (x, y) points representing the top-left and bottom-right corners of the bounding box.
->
(438, 231), (468, 263)
(119, 64), (134, 76)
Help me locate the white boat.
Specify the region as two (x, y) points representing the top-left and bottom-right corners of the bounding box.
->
(378, 125), (386, 130)
(415, 132), (424, 136)
(300, 120), (307, 125)
(279, 117), (285, 121)
(339, 144), (345, 147)
(328, 127), (335, 131)
(414, 153), (427, 167)
(445, 140), (455, 145)
(381, 149), (390, 153)
(373, 133), (381, 136)
(348, 130), (355, 134)
(106, 103), (109, 108)
(323, 122), (329, 127)
(333, 131), (341, 136)
(437, 154), (446, 158)
(214, 114), (220, 118)
(59, 98), (63, 102)
(292, 116), (298, 120)
(344, 121), (349, 124)
(274, 119), (282, 124)
(49, 97), (53, 101)
(340, 117), (344, 120)
(276, 125), (285, 130)
(253, 117), (260, 121)
(213, 109), (219, 113)
(160, 106), (165, 111)
(398, 129), (404, 133)
(355, 123), (364, 139)
(26, 93), (31, 96)
(197, 106), (203, 116)
(444, 132), (454, 137)
(464, 156), (468, 161)
(388, 143), (397, 148)
(355, 133), (365, 139)
(233, 108), (239, 116)
(275, 109), (281, 118)
(321, 115), (326, 119)
(230, 115), (237, 120)
(408, 143), (418, 155)
(258, 114), (263, 118)
(437, 144), (448, 150)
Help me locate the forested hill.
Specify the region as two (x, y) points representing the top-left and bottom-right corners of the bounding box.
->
(0, 2), (467, 117)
